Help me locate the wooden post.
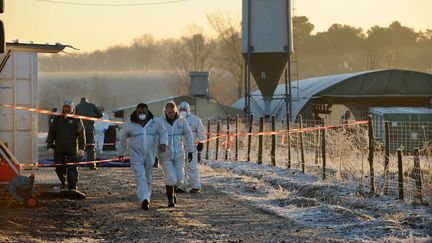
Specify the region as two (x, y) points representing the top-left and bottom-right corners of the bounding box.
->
(315, 125), (320, 164)
(367, 115), (375, 194)
(397, 149), (403, 200)
(271, 115), (276, 167)
(322, 118), (327, 180)
(383, 121), (390, 195)
(235, 114), (239, 161)
(225, 116), (231, 161)
(215, 120), (221, 160)
(299, 114), (305, 173)
(287, 112), (291, 169)
(247, 114), (253, 162)
(206, 119), (210, 160)
(413, 148), (423, 204)
(258, 116), (264, 164)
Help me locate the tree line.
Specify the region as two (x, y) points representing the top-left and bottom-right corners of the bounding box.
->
(39, 12), (432, 104)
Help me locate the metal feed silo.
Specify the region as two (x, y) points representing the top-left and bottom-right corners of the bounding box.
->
(242, 0), (293, 116)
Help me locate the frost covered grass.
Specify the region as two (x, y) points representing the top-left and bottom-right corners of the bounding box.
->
(206, 120), (432, 205)
(200, 159), (432, 241)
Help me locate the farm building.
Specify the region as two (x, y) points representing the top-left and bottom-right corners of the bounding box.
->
(113, 95), (243, 121)
(113, 95), (243, 122)
(233, 69), (432, 122)
(113, 72), (243, 122)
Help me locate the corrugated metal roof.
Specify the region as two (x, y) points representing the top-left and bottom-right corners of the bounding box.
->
(232, 69), (432, 121)
(112, 96), (177, 113)
(369, 107), (432, 114)
(233, 70), (377, 120)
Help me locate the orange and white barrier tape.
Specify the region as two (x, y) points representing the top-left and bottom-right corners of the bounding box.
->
(20, 156), (130, 168)
(198, 120), (368, 147)
(39, 142), (117, 146)
(0, 104), (123, 124)
(220, 134), (235, 151)
(2, 103), (368, 150)
(87, 143), (117, 146)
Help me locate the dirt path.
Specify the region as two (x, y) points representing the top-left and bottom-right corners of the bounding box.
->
(0, 166), (340, 242)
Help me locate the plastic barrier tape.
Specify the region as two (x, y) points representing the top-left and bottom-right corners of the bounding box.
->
(20, 157), (130, 168)
(198, 120), (368, 145)
(0, 104), (123, 124)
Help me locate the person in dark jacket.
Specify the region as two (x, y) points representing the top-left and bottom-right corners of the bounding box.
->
(75, 97), (103, 170)
(47, 99), (86, 191)
(48, 107), (58, 127)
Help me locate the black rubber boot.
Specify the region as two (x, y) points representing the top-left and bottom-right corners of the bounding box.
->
(173, 186), (178, 203)
(190, 188), (200, 193)
(166, 185), (175, 207)
(175, 187), (186, 193)
(141, 199), (150, 210)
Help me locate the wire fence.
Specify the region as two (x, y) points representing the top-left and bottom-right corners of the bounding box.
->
(203, 115), (432, 205)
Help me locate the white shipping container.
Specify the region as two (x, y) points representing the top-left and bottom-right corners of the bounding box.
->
(0, 51), (38, 165)
(0, 43), (65, 165)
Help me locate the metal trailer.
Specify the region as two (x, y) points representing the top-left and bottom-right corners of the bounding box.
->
(0, 140), (60, 207)
(368, 107), (432, 152)
(0, 43), (66, 207)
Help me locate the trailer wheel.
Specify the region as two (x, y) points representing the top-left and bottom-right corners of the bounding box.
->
(8, 175), (32, 202)
(25, 197), (38, 208)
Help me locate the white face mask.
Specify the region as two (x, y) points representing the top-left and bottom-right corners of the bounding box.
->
(179, 111), (187, 118)
(138, 114), (146, 121)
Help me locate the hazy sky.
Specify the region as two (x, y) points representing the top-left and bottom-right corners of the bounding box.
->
(4, 0), (432, 52)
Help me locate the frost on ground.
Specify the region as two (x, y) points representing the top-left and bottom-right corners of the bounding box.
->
(0, 167), (339, 242)
(201, 160), (432, 241)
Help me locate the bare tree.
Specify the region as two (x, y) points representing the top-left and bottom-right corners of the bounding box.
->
(168, 25), (215, 95)
(131, 34), (157, 70)
(206, 11), (245, 100)
(91, 74), (117, 110)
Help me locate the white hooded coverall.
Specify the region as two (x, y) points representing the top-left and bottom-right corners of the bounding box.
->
(95, 112), (110, 155)
(119, 117), (168, 203)
(158, 116), (194, 187)
(179, 105), (206, 190)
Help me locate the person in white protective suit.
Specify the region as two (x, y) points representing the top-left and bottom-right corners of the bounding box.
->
(177, 101), (206, 193)
(158, 102), (194, 207)
(118, 103), (168, 210)
(95, 107), (110, 157)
